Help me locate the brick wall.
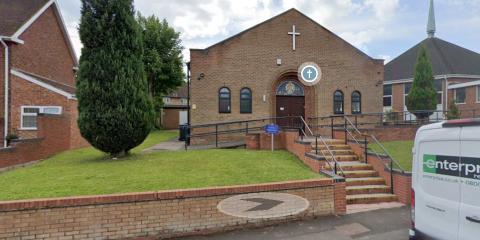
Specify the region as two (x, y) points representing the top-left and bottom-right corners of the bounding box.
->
(162, 108), (181, 130)
(9, 70), (69, 139)
(347, 141), (412, 204)
(67, 101), (89, 149)
(246, 129), (330, 173)
(0, 114), (80, 169)
(333, 125), (419, 142)
(190, 9), (383, 125)
(0, 179), (345, 239)
(10, 6), (76, 86)
(365, 153), (411, 204)
(447, 86), (480, 118)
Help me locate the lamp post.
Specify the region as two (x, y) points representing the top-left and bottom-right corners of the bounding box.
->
(186, 62), (191, 127)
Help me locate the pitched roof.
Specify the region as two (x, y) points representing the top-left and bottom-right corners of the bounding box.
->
(385, 37), (480, 81)
(192, 8), (381, 62)
(12, 68), (76, 96)
(0, 0), (50, 36)
(166, 84), (188, 98)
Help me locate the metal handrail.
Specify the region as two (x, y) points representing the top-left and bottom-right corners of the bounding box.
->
(343, 115), (405, 194)
(300, 117), (345, 176)
(370, 135), (406, 173)
(344, 115), (405, 171)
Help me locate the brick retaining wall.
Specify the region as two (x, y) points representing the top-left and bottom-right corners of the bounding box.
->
(0, 179), (345, 239)
(333, 125), (419, 142)
(0, 115), (73, 169)
(348, 141), (412, 204)
(365, 152), (412, 204)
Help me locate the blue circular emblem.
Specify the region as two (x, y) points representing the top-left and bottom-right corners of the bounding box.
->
(301, 66), (317, 82)
(298, 62), (321, 86)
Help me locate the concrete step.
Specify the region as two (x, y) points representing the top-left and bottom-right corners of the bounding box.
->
(346, 185), (391, 195)
(317, 149), (355, 155)
(346, 177), (385, 186)
(312, 144), (351, 150)
(341, 162), (372, 170)
(346, 193), (398, 204)
(310, 139), (345, 145)
(325, 155), (358, 162)
(343, 170), (378, 178)
(325, 161), (373, 171)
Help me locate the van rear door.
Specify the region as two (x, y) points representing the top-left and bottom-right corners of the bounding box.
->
(458, 127), (480, 240)
(415, 127), (461, 240)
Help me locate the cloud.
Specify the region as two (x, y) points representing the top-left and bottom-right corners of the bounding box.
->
(56, 0), (479, 64)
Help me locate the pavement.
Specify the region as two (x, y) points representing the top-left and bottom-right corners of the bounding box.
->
(179, 206), (411, 240)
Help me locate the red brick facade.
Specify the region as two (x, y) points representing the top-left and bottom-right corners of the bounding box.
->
(0, 179), (345, 239)
(190, 9), (384, 125)
(0, 3), (88, 158)
(10, 7), (76, 86)
(387, 77), (480, 119)
(0, 114), (88, 169)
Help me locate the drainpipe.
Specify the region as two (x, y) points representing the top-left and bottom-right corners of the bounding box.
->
(444, 75), (448, 114)
(0, 38), (8, 148)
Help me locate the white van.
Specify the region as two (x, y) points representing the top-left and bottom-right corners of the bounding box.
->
(410, 119), (480, 240)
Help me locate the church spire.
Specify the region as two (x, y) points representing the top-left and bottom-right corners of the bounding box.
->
(427, 0), (436, 38)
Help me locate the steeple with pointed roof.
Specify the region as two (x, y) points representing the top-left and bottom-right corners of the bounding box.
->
(427, 0), (436, 38)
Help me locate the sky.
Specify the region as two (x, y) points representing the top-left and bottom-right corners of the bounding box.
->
(57, 0), (480, 64)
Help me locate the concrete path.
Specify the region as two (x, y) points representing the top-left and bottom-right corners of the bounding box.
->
(179, 206), (410, 240)
(143, 139), (185, 152)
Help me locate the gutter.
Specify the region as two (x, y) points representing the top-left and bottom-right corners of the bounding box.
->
(0, 38), (8, 148)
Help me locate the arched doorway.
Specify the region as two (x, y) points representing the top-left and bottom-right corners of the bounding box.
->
(275, 80), (305, 127)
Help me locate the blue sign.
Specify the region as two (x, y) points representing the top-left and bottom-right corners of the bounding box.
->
(264, 124), (280, 135)
(301, 65), (318, 82)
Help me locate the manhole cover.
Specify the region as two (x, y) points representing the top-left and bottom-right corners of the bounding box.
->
(217, 192), (309, 219)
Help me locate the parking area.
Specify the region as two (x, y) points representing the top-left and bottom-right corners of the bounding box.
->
(180, 206), (410, 240)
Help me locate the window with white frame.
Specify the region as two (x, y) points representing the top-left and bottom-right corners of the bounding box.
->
(21, 106), (62, 130)
(477, 86), (480, 103)
(455, 88), (466, 104)
(383, 84), (392, 107)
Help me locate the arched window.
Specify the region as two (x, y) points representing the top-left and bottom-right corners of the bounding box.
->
(276, 80), (304, 96)
(218, 87), (231, 113)
(240, 88), (252, 113)
(333, 90), (344, 114)
(351, 91), (361, 114)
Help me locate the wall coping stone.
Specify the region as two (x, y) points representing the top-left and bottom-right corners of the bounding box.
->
(0, 178), (334, 212)
(305, 152), (325, 160)
(366, 151), (412, 175)
(0, 147), (15, 153)
(320, 170), (345, 182)
(11, 137), (44, 143)
(294, 139), (312, 145)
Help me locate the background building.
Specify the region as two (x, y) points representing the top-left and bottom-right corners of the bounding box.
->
(161, 85), (188, 129)
(384, 0), (480, 120)
(0, 0), (87, 152)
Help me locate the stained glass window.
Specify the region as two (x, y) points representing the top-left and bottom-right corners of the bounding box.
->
(276, 80), (304, 96)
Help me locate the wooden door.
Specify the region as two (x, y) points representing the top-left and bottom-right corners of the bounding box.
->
(276, 96), (305, 128)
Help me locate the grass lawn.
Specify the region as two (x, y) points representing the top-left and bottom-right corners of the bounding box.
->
(369, 140), (414, 172)
(0, 131), (320, 200)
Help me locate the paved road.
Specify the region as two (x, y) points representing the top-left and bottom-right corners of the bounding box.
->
(180, 206), (410, 240)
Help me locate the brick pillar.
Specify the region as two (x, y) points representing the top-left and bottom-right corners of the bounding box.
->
(334, 181), (346, 215)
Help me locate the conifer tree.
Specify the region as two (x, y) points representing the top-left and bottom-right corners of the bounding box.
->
(406, 46), (437, 119)
(77, 0), (154, 157)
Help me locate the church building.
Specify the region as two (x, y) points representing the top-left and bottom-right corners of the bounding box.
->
(189, 8), (384, 126)
(384, 0), (480, 119)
